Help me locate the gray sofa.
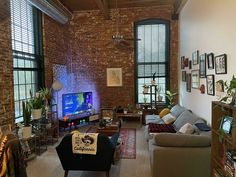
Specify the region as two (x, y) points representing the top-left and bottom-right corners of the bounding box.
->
(144, 104), (211, 177)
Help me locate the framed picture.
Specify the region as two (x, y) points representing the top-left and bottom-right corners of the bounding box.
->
(181, 56), (185, 69)
(215, 54), (227, 74)
(184, 58), (189, 67)
(192, 50), (199, 65)
(216, 80), (224, 92)
(107, 68), (122, 87)
(199, 53), (206, 78)
(191, 70), (200, 89)
(182, 71), (186, 82)
(206, 75), (215, 96)
(189, 60), (192, 69)
(207, 53), (214, 69)
(186, 73), (191, 92)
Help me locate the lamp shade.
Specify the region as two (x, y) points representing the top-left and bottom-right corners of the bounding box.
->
(52, 80), (63, 91)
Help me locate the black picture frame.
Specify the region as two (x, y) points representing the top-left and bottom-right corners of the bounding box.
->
(181, 56), (185, 69)
(207, 53), (214, 69)
(189, 60), (192, 69)
(191, 70), (199, 89)
(186, 73), (191, 92)
(199, 53), (206, 78)
(184, 58), (189, 67)
(215, 54), (227, 74)
(192, 50), (199, 65)
(182, 71), (186, 82)
(206, 75), (215, 96)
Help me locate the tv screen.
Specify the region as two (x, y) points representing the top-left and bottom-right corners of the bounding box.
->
(62, 92), (92, 117)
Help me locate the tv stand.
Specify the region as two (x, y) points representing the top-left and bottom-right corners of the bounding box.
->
(59, 113), (99, 131)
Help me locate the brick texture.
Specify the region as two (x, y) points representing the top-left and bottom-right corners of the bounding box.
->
(0, 5), (179, 127)
(44, 6), (179, 111)
(0, 17), (14, 126)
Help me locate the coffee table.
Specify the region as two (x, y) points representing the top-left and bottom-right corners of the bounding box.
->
(96, 123), (120, 136)
(116, 112), (142, 127)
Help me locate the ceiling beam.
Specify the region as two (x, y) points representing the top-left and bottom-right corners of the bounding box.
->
(94, 0), (110, 20)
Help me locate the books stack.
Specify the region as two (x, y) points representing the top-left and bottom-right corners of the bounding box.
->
(213, 169), (224, 177)
(224, 151), (236, 177)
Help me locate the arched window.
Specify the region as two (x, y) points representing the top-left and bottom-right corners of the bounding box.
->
(135, 19), (170, 105)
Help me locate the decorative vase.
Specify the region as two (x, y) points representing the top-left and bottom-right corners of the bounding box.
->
(143, 88), (149, 94)
(22, 126), (32, 139)
(151, 80), (156, 85)
(32, 108), (42, 120)
(158, 95), (163, 102)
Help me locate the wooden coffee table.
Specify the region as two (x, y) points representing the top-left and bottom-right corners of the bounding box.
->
(96, 123), (120, 136)
(116, 113), (142, 127)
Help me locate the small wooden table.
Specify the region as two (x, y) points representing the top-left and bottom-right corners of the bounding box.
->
(116, 113), (142, 127)
(96, 124), (120, 136)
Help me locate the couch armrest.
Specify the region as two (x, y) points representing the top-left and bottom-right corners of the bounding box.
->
(148, 142), (211, 177)
(152, 133), (211, 147)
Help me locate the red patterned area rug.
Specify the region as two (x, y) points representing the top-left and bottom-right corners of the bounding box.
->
(86, 126), (136, 159)
(120, 128), (136, 159)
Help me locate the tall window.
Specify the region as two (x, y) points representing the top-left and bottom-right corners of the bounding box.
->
(10, 0), (43, 122)
(135, 19), (170, 104)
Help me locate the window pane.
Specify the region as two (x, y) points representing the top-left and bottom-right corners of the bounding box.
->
(144, 25), (151, 62)
(11, 0), (42, 121)
(19, 85), (26, 100)
(136, 20), (169, 104)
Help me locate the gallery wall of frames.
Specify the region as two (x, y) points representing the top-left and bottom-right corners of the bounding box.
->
(181, 51), (227, 96)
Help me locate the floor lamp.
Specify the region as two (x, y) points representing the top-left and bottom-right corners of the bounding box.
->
(52, 80), (63, 116)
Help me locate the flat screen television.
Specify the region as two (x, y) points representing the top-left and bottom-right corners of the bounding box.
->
(62, 92), (92, 117)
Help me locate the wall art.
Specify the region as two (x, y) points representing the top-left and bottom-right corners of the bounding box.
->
(215, 54), (227, 74)
(206, 75), (215, 96)
(192, 50), (199, 65)
(191, 70), (200, 89)
(199, 53), (206, 78)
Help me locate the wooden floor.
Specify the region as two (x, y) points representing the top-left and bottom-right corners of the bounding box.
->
(26, 121), (151, 177)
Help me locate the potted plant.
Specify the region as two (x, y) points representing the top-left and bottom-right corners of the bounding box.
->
(156, 86), (163, 101)
(219, 75), (236, 105)
(166, 90), (177, 108)
(143, 84), (150, 94)
(39, 87), (53, 106)
(22, 101), (32, 139)
(30, 91), (43, 120)
(151, 72), (156, 85)
(143, 97), (148, 109)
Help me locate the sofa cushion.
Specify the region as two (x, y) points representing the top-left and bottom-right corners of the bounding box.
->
(159, 108), (170, 118)
(145, 115), (164, 124)
(148, 123), (176, 133)
(170, 104), (186, 118)
(153, 133), (211, 147)
(195, 123), (211, 131)
(173, 110), (199, 131)
(178, 123), (194, 134)
(162, 113), (176, 124)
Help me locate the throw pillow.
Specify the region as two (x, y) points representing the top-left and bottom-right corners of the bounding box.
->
(170, 104), (186, 118)
(179, 123), (194, 134)
(162, 113), (176, 124)
(159, 108), (170, 118)
(195, 123), (211, 131)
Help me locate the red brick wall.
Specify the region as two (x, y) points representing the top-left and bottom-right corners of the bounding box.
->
(0, 5), (179, 126)
(0, 17), (14, 126)
(43, 16), (70, 88)
(58, 6), (178, 109)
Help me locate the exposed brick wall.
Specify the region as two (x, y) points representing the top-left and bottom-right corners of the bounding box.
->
(64, 6), (178, 109)
(0, 5), (179, 127)
(43, 15), (70, 88)
(0, 17), (14, 126)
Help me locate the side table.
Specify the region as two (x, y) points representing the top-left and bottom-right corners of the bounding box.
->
(116, 113), (142, 127)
